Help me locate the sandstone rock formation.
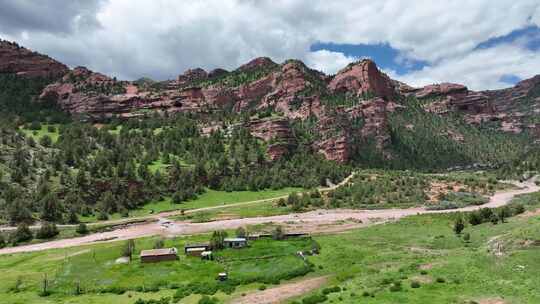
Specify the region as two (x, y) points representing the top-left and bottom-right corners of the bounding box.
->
(0, 40), (68, 78)
(329, 59), (396, 100)
(3, 39), (540, 162)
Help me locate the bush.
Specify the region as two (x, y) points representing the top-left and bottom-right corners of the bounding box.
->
(236, 227), (247, 238)
(134, 297), (171, 304)
(0, 234), (5, 248)
(272, 225), (285, 240)
(11, 223), (33, 244)
(76, 223), (89, 234)
(36, 222), (59, 239)
(468, 212), (483, 225)
(322, 286), (341, 295)
(513, 204), (526, 215)
(410, 281), (421, 288)
(302, 294), (328, 304)
(389, 281), (402, 292)
(154, 238), (165, 249)
(453, 217), (465, 235)
(39, 135), (52, 147)
(97, 211), (109, 221)
(436, 277), (446, 283)
(258, 285), (266, 291)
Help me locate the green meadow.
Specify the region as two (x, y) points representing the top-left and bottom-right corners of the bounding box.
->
(1, 192), (539, 304)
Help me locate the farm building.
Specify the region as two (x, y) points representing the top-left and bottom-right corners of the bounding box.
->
(185, 243), (211, 257)
(140, 247), (178, 263)
(224, 238), (247, 248)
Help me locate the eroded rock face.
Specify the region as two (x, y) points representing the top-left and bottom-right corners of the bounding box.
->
(248, 118), (296, 160)
(238, 57), (277, 72)
(260, 60), (326, 119)
(413, 83), (467, 99)
(0, 40), (68, 78)
(316, 136), (349, 163)
(416, 82), (494, 115)
(24, 37), (539, 162)
(329, 59), (396, 100)
(177, 68), (208, 84)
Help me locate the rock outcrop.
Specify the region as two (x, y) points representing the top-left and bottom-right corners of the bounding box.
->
(248, 118), (296, 160)
(0, 40), (68, 78)
(4, 39), (538, 162)
(329, 59), (396, 100)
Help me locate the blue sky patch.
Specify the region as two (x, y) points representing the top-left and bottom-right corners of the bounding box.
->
(475, 25), (540, 51)
(310, 42), (429, 75)
(499, 74), (522, 85)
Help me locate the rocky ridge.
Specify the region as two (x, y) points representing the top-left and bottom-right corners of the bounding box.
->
(2, 40), (539, 162)
(0, 40), (68, 78)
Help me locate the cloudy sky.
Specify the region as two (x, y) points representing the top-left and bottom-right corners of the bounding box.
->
(1, 0), (539, 90)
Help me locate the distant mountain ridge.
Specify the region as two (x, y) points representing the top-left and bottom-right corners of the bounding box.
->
(1, 40), (539, 163)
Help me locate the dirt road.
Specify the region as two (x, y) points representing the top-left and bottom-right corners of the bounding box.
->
(232, 276), (328, 304)
(0, 178), (537, 255)
(0, 172), (358, 233)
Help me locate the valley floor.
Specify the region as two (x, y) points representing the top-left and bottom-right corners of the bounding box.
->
(0, 187), (539, 304)
(0, 178), (537, 255)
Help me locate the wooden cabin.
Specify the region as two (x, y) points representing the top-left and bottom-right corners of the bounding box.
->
(140, 248), (178, 263)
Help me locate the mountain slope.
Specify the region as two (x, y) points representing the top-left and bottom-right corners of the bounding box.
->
(1, 39), (539, 167)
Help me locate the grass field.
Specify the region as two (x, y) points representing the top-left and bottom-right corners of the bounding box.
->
(2, 192), (539, 304)
(0, 235), (314, 304)
(290, 191), (540, 304)
(79, 187), (301, 223)
(172, 200), (292, 222)
(20, 124), (60, 142)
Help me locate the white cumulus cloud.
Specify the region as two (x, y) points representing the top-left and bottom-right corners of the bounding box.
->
(0, 0), (538, 89)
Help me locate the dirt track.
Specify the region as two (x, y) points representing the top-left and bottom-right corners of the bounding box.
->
(232, 276), (328, 304)
(0, 172), (358, 233)
(0, 178), (537, 255)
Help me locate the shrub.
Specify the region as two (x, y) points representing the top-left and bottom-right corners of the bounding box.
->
(410, 281), (421, 288)
(322, 286), (341, 295)
(362, 291), (375, 297)
(154, 238), (165, 249)
(468, 212), (483, 225)
(513, 204), (526, 215)
(39, 135), (52, 147)
(11, 223), (33, 244)
(302, 294), (328, 304)
(272, 225), (285, 240)
(436, 277), (446, 283)
(258, 285), (266, 291)
(453, 217), (465, 235)
(236, 227), (247, 238)
(36, 222), (59, 239)
(420, 270), (428, 275)
(389, 281), (402, 292)
(29, 121), (42, 130)
(76, 223), (89, 234)
(97, 211), (109, 221)
(0, 234), (5, 248)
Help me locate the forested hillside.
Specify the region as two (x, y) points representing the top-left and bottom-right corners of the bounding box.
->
(0, 76), (351, 227)
(1, 40), (540, 228)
